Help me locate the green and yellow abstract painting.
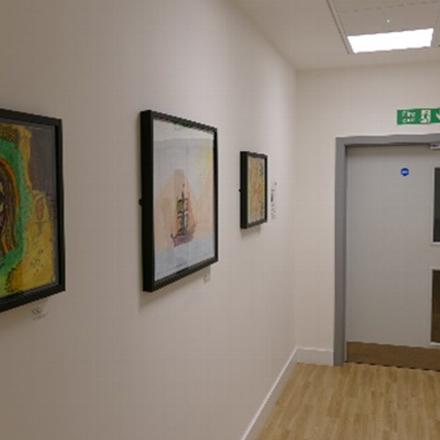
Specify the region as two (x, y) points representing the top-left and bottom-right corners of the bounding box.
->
(0, 120), (58, 299)
(247, 155), (266, 224)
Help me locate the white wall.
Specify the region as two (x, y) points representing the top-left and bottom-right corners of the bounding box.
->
(0, 1), (296, 439)
(295, 62), (440, 352)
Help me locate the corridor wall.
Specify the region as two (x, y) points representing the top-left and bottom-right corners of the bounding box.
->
(0, 1), (297, 439)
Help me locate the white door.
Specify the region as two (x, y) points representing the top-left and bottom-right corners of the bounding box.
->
(346, 145), (440, 351)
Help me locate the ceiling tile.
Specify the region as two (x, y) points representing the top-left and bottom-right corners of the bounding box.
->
(339, 3), (440, 35)
(235, 0), (440, 69)
(333, 0), (440, 14)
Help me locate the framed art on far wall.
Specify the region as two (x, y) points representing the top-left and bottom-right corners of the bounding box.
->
(240, 151), (268, 229)
(140, 110), (218, 292)
(0, 109), (65, 313)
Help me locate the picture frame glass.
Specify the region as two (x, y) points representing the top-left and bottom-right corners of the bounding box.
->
(240, 151), (267, 228)
(143, 112), (218, 290)
(247, 155), (267, 225)
(0, 112), (64, 310)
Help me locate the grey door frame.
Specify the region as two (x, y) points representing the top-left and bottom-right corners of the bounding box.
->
(334, 133), (440, 366)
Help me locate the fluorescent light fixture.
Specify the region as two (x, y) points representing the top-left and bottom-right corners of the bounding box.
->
(348, 28), (434, 54)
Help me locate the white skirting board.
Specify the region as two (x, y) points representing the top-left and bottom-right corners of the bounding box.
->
(240, 346), (333, 440)
(294, 347), (334, 365)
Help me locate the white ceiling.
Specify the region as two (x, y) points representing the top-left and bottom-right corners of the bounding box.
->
(235, 0), (440, 70)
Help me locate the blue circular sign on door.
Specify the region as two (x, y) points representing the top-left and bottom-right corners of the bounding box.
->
(401, 167), (410, 177)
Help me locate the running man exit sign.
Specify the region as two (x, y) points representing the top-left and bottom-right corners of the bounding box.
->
(397, 108), (440, 125)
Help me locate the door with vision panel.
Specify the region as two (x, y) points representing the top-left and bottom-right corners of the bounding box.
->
(346, 145), (440, 369)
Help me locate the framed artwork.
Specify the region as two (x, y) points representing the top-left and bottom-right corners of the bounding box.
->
(0, 109), (65, 313)
(240, 151), (268, 229)
(140, 110), (218, 291)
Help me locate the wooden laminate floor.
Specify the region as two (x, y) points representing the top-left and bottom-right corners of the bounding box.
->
(258, 363), (440, 440)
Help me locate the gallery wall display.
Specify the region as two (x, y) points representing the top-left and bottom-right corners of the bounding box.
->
(0, 109), (65, 313)
(140, 110), (218, 291)
(240, 151), (268, 229)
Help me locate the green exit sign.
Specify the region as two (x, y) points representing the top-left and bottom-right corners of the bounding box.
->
(397, 108), (440, 125)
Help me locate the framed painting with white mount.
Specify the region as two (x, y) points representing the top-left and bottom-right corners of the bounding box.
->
(140, 110), (218, 291)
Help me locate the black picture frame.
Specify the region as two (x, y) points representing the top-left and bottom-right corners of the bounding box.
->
(0, 108), (65, 313)
(140, 110), (218, 292)
(240, 151), (268, 229)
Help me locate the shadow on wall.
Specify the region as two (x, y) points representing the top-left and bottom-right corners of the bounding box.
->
(138, 267), (212, 308)
(0, 297), (50, 332)
(240, 224), (262, 239)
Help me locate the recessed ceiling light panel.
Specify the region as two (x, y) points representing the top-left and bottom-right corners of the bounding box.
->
(348, 28), (434, 54)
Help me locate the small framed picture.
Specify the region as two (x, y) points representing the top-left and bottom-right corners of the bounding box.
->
(0, 109), (65, 313)
(140, 111), (218, 291)
(240, 151), (268, 229)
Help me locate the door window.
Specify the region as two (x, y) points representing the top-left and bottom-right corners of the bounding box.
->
(433, 168), (440, 242)
(432, 270), (440, 343)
